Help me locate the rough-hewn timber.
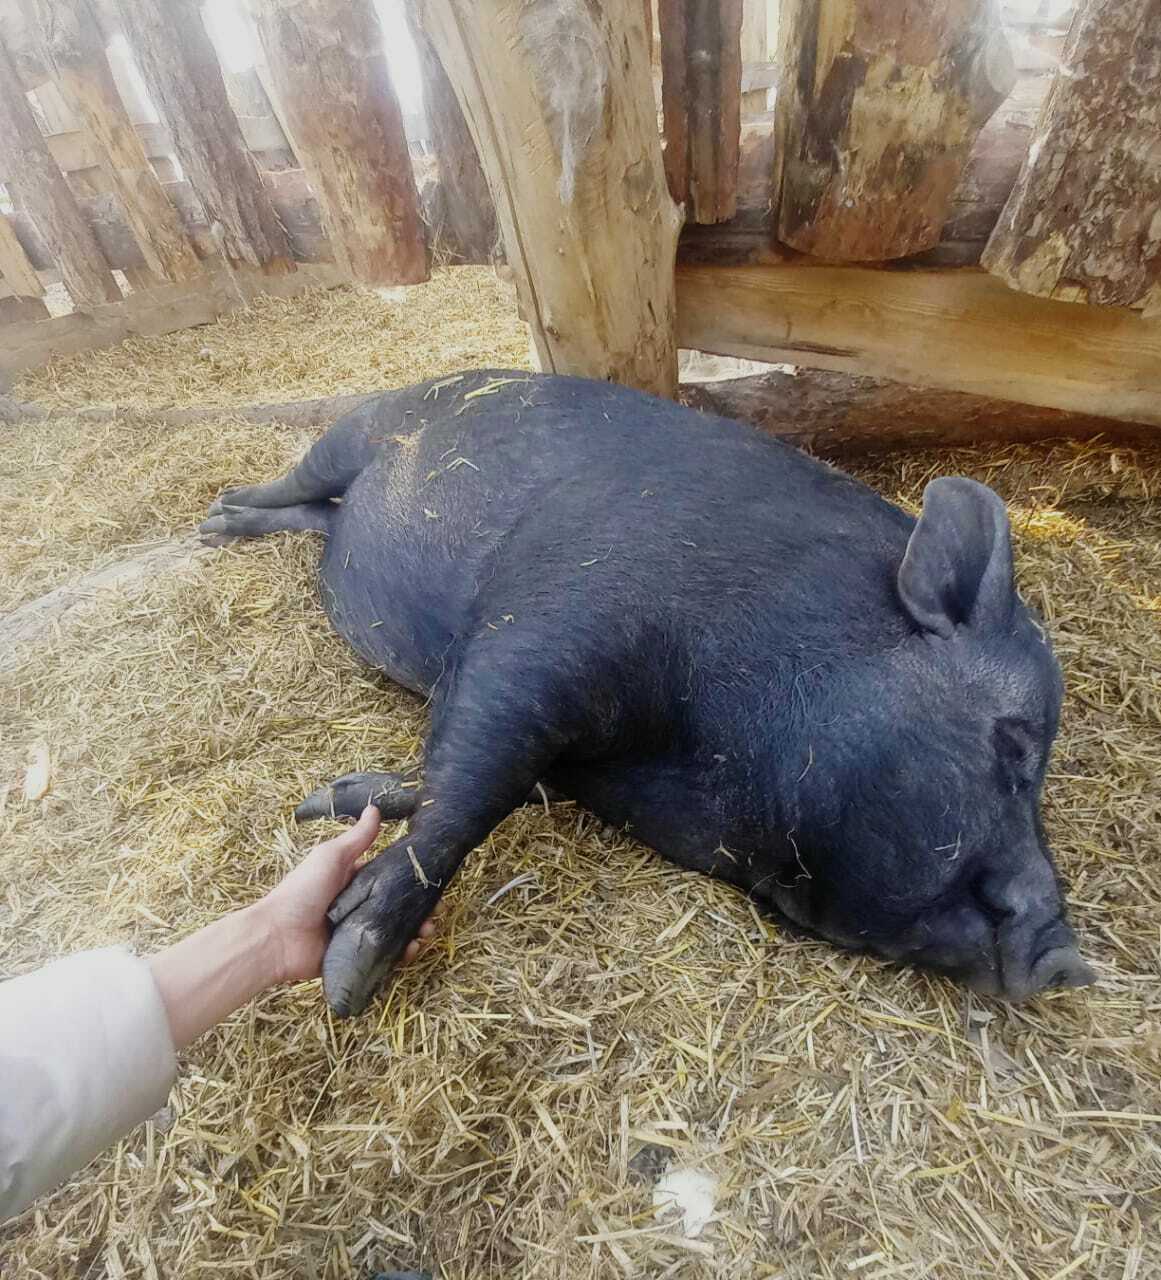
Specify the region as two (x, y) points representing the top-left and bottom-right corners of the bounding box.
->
(417, 0), (682, 396)
(111, 0), (294, 272)
(0, 38), (121, 307)
(252, 0), (427, 286)
(679, 367), (1154, 452)
(404, 0), (496, 264)
(26, 0), (201, 283)
(0, 210), (43, 298)
(0, 263), (342, 385)
(982, 0), (1161, 308)
(659, 0), (743, 223)
(773, 0), (1017, 260)
(676, 262), (1161, 426)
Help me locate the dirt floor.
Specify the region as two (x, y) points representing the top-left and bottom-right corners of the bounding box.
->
(2, 269), (1159, 1280)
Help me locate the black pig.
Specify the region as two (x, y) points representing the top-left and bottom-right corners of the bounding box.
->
(200, 370), (1095, 1016)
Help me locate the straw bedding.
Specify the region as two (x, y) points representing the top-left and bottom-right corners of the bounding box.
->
(1, 273), (1159, 1280)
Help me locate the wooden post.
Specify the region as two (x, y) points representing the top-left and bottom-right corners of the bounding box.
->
(982, 0), (1161, 309)
(403, 0), (496, 264)
(773, 0), (1017, 261)
(0, 210), (43, 298)
(659, 0), (743, 224)
(111, 0), (293, 273)
(0, 39), (120, 307)
(250, 0), (427, 287)
(23, 0), (200, 283)
(417, 0), (682, 397)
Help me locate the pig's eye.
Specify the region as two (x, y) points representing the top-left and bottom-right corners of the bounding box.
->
(994, 718), (1039, 791)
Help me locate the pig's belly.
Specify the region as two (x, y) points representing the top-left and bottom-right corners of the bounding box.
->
(316, 447), (504, 694)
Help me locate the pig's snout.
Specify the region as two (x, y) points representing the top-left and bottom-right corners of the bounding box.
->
(1028, 946), (1096, 994)
(968, 857), (1095, 1002)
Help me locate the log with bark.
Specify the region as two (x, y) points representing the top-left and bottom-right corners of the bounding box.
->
(659, 0), (743, 223)
(0, 37), (121, 308)
(772, 0), (1018, 261)
(982, 0), (1161, 309)
(110, 0), (294, 273)
(251, 0), (428, 287)
(3, 366), (1154, 451)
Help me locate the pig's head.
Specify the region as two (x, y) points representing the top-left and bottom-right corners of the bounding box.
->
(769, 477), (1095, 1002)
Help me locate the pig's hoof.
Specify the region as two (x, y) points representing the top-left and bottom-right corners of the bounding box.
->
(295, 770), (421, 823)
(198, 511), (240, 547)
(322, 852), (433, 1017)
(323, 910), (399, 1018)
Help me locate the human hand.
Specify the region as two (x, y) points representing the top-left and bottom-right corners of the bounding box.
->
(257, 805), (438, 984)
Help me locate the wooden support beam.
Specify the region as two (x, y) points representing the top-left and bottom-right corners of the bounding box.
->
(418, 0), (682, 397)
(982, 0), (1161, 309)
(23, 0), (200, 284)
(404, 0), (496, 264)
(0, 39), (121, 308)
(0, 261), (341, 384)
(0, 210), (43, 297)
(773, 0), (1017, 261)
(250, 0), (427, 287)
(111, 0), (293, 273)
(675, 262), (1161, 426)
(659, 0), (743, 223)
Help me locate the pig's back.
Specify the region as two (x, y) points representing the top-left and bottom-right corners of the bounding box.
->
(321, 373), (916, 690)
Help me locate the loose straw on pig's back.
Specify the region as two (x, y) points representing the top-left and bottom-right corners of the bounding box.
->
(2, 273), (1160, 1276)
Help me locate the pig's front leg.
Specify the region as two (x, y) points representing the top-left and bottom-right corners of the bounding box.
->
(295, 768), (565, 823)
(321, 658), (573, 1017)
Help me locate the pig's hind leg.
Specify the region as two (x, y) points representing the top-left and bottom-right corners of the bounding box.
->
(198, 500), (333, 546)
(205, 397), (400, 519)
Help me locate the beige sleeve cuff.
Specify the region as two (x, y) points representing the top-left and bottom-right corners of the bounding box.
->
(0, 947), (177, 1222)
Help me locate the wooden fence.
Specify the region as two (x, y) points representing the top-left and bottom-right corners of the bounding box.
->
(0, 0), (1158, 437)
(0, 0), (458, 379)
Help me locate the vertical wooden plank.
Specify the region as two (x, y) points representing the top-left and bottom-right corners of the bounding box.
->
(0, 209), (44, 297)
(659, 0), (743, 224)
(0, 38), (120, 307)
(773, 0), (1016, 261)
(418, 0), (682, 397)
(404, 0), (496, 263)
(24, 0), (201, 283)
(251, 0), (427, 286)
(982, 0), (1161, 308)
(111, 0), (294, 273)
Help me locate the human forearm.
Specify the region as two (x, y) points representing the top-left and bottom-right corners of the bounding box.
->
(146, 902), (284, 1052)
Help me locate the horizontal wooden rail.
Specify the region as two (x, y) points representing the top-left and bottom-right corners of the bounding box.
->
(675, 262), (1161, 428)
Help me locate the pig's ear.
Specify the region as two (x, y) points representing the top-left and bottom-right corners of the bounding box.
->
(897, 477), (1015, 638)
